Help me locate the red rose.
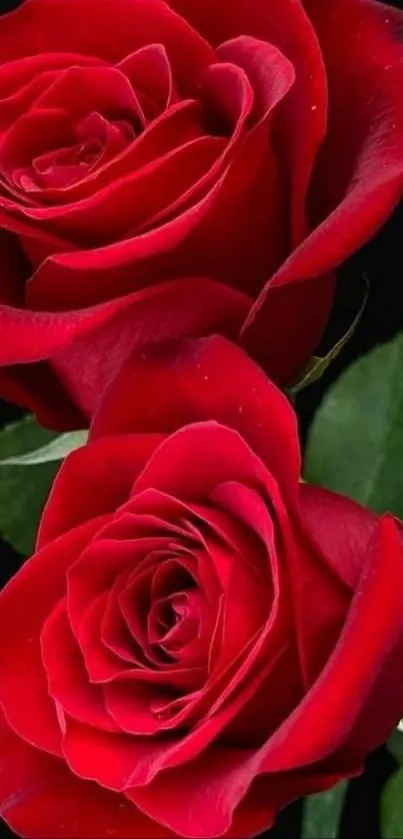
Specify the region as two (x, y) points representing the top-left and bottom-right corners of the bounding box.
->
(0, 0), (403, 428)
(1, 335), (402, 839)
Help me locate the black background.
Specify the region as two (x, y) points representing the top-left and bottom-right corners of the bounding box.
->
(0, 0), (403, 836)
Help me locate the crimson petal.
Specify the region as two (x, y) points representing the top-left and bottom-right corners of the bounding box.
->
(38, 434), (163, 547)
(298, 483), (377, 590)
(41, 599), (118, 732)
(244, 0), (403, 383)
(0, 0), (214, 78)
(91, 336), (300, 498)
(0, 518), (109, 755)
(0, 711), (172, 838)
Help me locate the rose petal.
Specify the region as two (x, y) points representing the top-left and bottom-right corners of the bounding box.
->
(0, 711), (171, 839)
(306, 0), (403, 229)
(125, 646), (293, 789)
(242, 271), (336, 385)
(62, 717), (177, 793)
(33, 64), (143, 122)
(41, 599), (118, 732)
(127, 746), (251, 838)
(119, 489), (222, 605)
(27, 136), (226, 246)
(0, 109), (75, 186)
(21, 60), (291, 306)
(38, 434), (164, 547)
(22, 99), (206, 215)
(0, 68), (62, 133)
(197, 60), (253, 136)
(223, 641), (302, 748)
(75, 592), (128, 683)
(0, 53), (104, 107)
(169, 0), (328, 242)
(255, 516), (403, 770)
(0, 363), (85, 430)
(69, 642), (284, 796)
(0, 0), (214, 79)
(122, 504), (288, 739)
(142, 61), (256, 234)
(282, 512), (350, 687)
(101, 569), (145, 666)
(91, 336), (301, 498)
(129, 508), (403, 839)
(118, 44), (177, 114)
(225, 767), (355, 839)
(157, 514), (402, 836)
(133, 422), (267, 501)
(0, 518), (109, 755)
(0, 66), (142, 189)
(218, 36), (295, 122)
(105, 679), (177, 737)
(0, 279), (249, 427)
(298, 483), (377, 590)
(244, 0), (403, 382)
(68, 527), (195, 645)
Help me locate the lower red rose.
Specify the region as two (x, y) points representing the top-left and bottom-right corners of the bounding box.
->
(1, 336), (403, 839)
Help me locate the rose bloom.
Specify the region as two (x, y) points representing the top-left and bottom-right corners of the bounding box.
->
(0, 0), (403, 428)
(1, 336), (403, 839)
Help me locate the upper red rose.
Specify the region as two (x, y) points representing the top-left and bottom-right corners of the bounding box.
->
(1, 0), (403, 429)
(1, 335), (403, 839)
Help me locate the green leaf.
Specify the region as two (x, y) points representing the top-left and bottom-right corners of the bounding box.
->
(0, 416), (61, 555)
(381, 767), (403, 838)
(0, 429), (88, 465)
(304, 333), (403, 517)
(290, 276), (368, 395)
(302, 782), (348, 839)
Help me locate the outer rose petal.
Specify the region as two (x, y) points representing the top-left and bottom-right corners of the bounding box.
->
(306, 0), (403, 226)
(225, 766), (356, 839)
(0, 711), (173, 839)
(298, 483), (377, 589)
(38, 434), (164, 548)
(0, 364), (86, 430)
(0, 278), (248, 364)
(128, 750), (353, 839)
(256, 517), (403, 772)
(244, 0), (403, 381)
(214, 477), (349, 690)
(283, 520), (349, 688)
(0, 0), (214, 80)
(242, 271), (336, 387)
(90, 336), (301, 498)
(0, 518), (110, 756)
(0, 279), (249, 424)
(342, 631), (403, 759)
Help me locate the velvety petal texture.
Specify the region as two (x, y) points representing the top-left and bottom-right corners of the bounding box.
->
(1, 336), (403, 839)
(0, 0), (402, 426)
